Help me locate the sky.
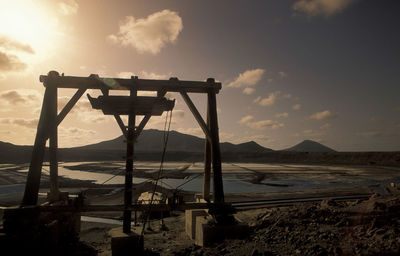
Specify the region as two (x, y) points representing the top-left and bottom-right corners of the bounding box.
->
(0, 0), (399, 151)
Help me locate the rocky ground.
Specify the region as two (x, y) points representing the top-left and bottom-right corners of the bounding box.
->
(76, 184), (400, 256)
(196, 193), (400, 256)
(2, 162), (400, 255)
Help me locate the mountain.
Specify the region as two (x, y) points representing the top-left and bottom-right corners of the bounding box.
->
(76, 129), (273, 153)
(283, 140), (336, 152)
(2, 134), (400, 166)
(0, 141), (32, 163)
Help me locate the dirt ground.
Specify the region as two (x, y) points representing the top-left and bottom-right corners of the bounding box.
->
(77, 184), (400, 256)
(2, 162), (400, 255)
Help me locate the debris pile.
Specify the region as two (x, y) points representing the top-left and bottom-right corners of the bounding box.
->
(176, 185), (400, 256)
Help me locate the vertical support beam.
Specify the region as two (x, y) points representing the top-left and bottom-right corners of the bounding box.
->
(123, 89), (137, 233)
(22, 88), (52, 206)
(202, 104), (211, 201)
(48, 86), (59, 201)
(134, 90), (167, 139)
(207, 80), (224, 204)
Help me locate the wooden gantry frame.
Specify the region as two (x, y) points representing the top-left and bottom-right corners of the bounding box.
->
(21, 71), (225, 233)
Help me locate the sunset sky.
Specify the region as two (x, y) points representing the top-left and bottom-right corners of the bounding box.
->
(0, 0), (399, 151)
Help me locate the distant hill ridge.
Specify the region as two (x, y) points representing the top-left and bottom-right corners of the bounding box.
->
(0, 130), (336, 153)
(283, 139), (336, 153)
(77, 129), (273, 153)
(2, 131), (400, 167)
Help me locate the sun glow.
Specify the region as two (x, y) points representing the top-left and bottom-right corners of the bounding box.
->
(0, 0), (60, 62)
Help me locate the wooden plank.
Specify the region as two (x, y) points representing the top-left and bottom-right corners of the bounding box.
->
(40, 73), (222, 93)
(56, 88), (86, 126)
(180, 91), (211, 142)
(207, 89), (225, 204)
(22, 88), (52, 206)
(203, 104), (211, 201)
(48, 87), (59, 201)
(123, 89), (136, 233)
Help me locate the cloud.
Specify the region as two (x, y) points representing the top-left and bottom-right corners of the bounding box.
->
(310, 110), (337, 120)
(0, 35), (35, 72)
(243, 87), (255, 95)
(238, 115), (284, 130)
(108, 10), (183, 55)
(173, 109), (185, 119)
(247, 120), (284, 130)
(219, 132), (234, 142)
(294, 128), (326, 140)
(58, 96), (91, 112)
(0, 51), (27, 71)
(58, 96), (110, 124)
(357, 131), (383, 138)
(59, 0), (78, 15)
(276, 112), (289, 118)
(58, 126), (97, 146)
(227, 69), (265, 88)
(292, 104), (302, 111)
(0, 35), (35, 53)
(0, 89), (42, 106)
(292, 0), (359, 17)
(238, 115), (255, 124)
(255, 91), (281, 107)
(278, 71), (287, 78)
(320, 123), (331, 130)
(246, 135), (270, 141)
(0, 118), (38, 129)
(117, 71), (169, 80)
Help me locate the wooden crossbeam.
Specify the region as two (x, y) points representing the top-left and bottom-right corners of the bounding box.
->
(40, 72), (221, 93)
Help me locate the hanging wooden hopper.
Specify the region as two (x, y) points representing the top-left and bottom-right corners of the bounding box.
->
(87, 94), (175, 115)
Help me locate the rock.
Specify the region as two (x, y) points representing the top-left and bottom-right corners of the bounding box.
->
(320, 199), (338, 209)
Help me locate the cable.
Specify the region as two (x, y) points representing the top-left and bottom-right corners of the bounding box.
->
(141, 110), (173, 236)
(174, 173), (203, 191)
(100, 168), (125, 185)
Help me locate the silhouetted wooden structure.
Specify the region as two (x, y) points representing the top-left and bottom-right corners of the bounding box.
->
(21, 71), (225, 233)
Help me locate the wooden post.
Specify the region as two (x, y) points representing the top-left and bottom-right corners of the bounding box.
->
(48, 86), (59, 201)
(22, 88), (52, 206)
(123, 89), (137, 233)
(203, 103), (211, 201)
(207, 79), (224, 204)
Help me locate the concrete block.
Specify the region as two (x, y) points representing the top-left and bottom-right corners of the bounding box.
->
(185, 209), (208, 239)
(195, 216), (250, 246)
(109, 227), (143, 256)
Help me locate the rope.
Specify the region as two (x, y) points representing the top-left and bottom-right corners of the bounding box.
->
(141, 110), (173, 236)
